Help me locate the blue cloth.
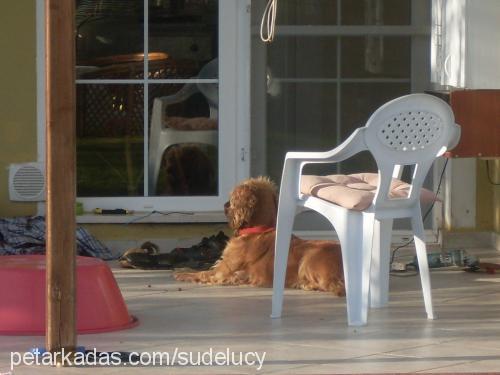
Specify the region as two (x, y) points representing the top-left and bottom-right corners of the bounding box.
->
(0, 216), (114, 260)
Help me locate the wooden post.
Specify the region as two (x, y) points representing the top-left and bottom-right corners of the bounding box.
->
(45, 0), (77, 353)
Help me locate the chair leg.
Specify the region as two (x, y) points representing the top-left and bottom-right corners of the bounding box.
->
(411, 211), (435, 320)
(151, 144), (170, 195)
(150, 154), (161, 195)
(271, 201), (295, 319)
(370, 219), (393, 308)
(335, 213), (373, 326)
(149, 99), (164, 195)
(271, 160), (301, 319)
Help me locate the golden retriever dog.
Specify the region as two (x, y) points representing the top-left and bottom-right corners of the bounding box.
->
(175, 177), (345, 296)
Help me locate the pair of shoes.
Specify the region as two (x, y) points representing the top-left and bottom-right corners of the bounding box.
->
(118, 232), (229, 270)
(169, 231), (229, 270)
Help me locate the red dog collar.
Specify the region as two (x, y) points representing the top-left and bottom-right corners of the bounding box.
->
(237, 226), (275, 236)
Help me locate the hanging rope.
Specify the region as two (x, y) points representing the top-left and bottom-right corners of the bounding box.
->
(260, 0), (278, 43)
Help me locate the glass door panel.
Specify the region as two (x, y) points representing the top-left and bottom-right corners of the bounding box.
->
(75, 0), (221, 201)
(76, 83), (144, 197)
(148, 82), (218, 196)
(76, 0), (145, 79)
(149, 0), (218, 79)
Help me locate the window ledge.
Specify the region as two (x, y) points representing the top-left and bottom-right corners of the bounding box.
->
(76, 211), (227, 224)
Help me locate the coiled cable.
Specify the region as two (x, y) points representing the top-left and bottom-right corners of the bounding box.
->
(260, 0), (278, 43)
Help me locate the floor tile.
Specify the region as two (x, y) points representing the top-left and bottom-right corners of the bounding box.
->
(2, 247), (500, 374)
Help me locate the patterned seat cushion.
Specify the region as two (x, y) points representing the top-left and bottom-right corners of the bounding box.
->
(300, 173), (437, 211)
(164, 116), (217, 131)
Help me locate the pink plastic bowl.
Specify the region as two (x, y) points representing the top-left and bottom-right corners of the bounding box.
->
(0, 255), (138, 335)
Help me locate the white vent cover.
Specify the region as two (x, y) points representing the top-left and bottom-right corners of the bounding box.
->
(9, 163), (45, 201)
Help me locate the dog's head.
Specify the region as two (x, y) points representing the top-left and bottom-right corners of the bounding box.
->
(225, 177), (278, 231)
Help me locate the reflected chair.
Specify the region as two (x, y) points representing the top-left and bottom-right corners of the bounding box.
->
(271, 94), (461, 326)
(148, 59), (219, 195)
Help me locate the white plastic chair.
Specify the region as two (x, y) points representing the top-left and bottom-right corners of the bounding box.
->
(271, 94), (461, 326)
(148, 59), (219, 195)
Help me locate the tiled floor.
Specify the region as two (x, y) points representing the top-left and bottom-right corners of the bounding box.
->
(2, 248), (500, 374)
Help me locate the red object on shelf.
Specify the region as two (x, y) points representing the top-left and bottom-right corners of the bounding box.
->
(0, 255), (138, 335)
(448, 89), (500, 158)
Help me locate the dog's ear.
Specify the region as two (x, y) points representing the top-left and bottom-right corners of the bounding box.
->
(228, 184), (258, 230)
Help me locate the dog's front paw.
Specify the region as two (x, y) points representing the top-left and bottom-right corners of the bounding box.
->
(332, 280), (346, 297)
(174, 272), (198, 282)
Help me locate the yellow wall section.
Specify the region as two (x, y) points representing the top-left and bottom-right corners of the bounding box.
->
(476, 159), (495, 231)
(475, 159), (500, 234)
(490, 159), (500, 233)
(82, 223), (230, 242)
(0, 2), (38, 217)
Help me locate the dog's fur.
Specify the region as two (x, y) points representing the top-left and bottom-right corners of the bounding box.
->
(175, 177), (345, 296)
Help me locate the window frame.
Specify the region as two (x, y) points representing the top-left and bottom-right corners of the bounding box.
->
(36, 0), (251, 221)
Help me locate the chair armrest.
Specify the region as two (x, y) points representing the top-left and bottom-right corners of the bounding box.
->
(279, 128), (367, 201)
(448, 123), (461, 150)
(285, 127), (367, 164)
(437, 123), (461, 157)
(155, 83), (199, 107)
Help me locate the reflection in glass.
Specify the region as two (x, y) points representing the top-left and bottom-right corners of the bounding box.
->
(76, 84), (144, 197)
(76, 0), (145, 79)
(341, 83), (410, 139)
(338, 82), (409, 173)
(341, 37), (410, 78)
(149, 0), (218, 79)
(341, 0), (411, 25)
(266, 83), (338, 181)
(148, 80), (219, 196)
(276, 0), (337, 25)
(268, 37), (338, 79)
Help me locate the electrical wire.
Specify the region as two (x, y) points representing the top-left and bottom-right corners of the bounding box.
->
(260, 0), (278, 43)
(125, 210), (194, 225)
(389, 158), (449, 268)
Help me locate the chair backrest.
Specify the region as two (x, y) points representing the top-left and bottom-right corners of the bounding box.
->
(197, 58), (219, 110)
(157, 59), (219, 119)
(363, 94), (460, 210)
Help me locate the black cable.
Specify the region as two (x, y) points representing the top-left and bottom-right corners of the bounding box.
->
(389, 158), (449, 267)
(486, 160), (500, 186)
(126, 210), (194, 224)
